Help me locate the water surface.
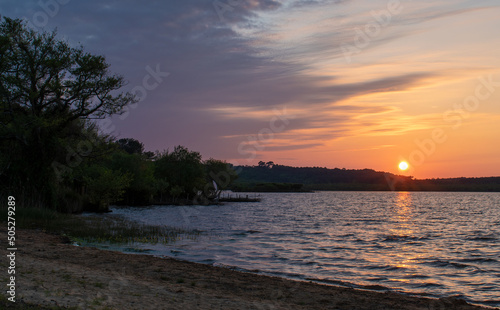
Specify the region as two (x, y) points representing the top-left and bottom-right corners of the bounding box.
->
(109, 191), (500, 307)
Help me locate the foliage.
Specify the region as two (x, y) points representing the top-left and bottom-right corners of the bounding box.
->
(0, 18), (136, 123)
(204, 158), (238, 189)
(234, 163), (500, 192)
(154, 146), (206, 200)
(203, 158), (238, 199)
(0, 17), (136, 210)
(117, 138), (144, 155)
(82, 165), (132, 212)
(106, 150), (157, 205)
(0, 18), (237, 212)
(234, 164), (401, 186)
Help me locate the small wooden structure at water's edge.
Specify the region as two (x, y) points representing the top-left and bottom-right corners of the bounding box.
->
(218, 193), (261, 202)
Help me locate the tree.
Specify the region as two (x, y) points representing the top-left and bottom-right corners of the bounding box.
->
(107, 150), (156, 205)
(117, 138), (144, 155)
(203, 158), (238, 200)
(83, 165), (132, 212)
(154, 146), (206, 200)
(0, 17), (136, 209)
(0, 18), (136, 127)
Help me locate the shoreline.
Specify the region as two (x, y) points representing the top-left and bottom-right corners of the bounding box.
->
(1, 229), (496, 310)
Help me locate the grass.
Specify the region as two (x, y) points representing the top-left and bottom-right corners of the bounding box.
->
(0, 206), (200, 245)
(91, 297), (106, 306)
(94, 282), (105, 288)
(0, 206), (202, 309)
(62, 274), (72, 282)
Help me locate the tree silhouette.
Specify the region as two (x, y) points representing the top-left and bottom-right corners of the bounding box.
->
(117, 138), (144, 155)
(0, 17), (136, 208)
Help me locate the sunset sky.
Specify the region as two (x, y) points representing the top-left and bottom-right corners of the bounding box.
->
(2, 0), (500, 178)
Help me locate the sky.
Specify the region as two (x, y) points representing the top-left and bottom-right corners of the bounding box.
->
(1, 0), (500, 178)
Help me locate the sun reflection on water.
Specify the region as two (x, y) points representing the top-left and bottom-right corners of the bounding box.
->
(111, 192), (500, 306)
(388, 192), (422, 281)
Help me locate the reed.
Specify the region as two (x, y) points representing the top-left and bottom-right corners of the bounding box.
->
(1, 206), (199, 245)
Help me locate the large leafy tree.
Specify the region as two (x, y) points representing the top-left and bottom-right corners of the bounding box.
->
(0, 17), (135, 127)
(107, 150), (157, 205)
(154, 146), (206, 200)
(0, 17), (136, 209)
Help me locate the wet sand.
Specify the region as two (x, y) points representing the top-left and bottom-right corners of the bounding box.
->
(1, 229), (496, 310)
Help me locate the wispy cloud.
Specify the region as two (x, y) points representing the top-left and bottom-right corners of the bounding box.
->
(2, 0), (500, 176)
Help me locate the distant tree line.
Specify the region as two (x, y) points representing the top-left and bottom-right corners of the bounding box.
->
(0, 18), (237, 213)
(234, 163), (500, 192)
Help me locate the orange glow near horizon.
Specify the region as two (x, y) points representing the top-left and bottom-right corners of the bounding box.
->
(219, 4), (500, 179)
(114, 2), (500, 180)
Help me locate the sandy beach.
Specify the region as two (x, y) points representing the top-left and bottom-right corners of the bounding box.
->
(1, 229), (496, 310)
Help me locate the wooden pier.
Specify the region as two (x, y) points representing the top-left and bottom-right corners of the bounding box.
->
(218, 193), (261, 202)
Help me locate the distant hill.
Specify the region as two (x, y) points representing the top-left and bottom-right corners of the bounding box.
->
(231, 164), (500, 192)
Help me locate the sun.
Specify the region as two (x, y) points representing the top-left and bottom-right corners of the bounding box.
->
(399, 161), (409, 171)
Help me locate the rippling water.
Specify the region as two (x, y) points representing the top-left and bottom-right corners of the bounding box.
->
(110, 191), (500, 307)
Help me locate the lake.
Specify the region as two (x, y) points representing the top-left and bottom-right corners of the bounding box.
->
(109, 191), (500, 307)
